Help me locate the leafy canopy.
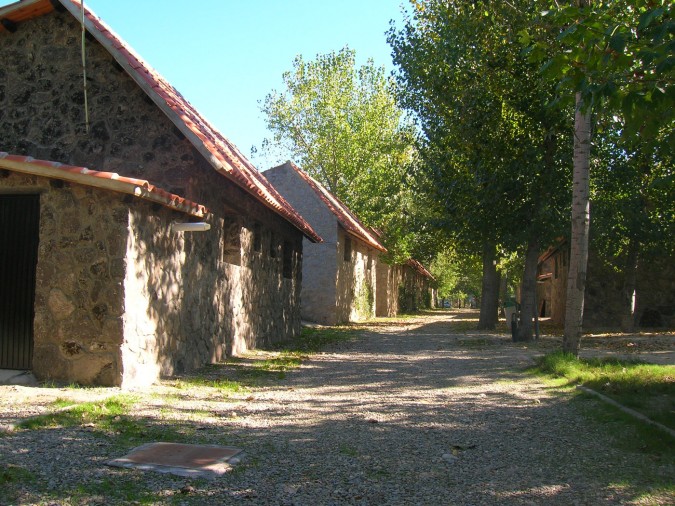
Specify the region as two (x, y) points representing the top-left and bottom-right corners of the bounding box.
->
(521, 0), (674, 143)
(260, 47), (417, 257)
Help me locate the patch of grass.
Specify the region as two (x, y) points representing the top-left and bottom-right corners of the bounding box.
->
(18, 394), (137, 431)
(457, 338), (491, 348)
(533, 353), (674, 502)
(280, 326), (356, 354)
(70, 477), (161, 505)
(173, 377), (249, 395)
(532, 352), (675, 430)
(14, 394), (194, 447)
(209, 327), (355, 385)
(339, 444), (359, 457)
(0, 464), (36, 504)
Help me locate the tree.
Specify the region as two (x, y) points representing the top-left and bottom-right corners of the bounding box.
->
(521, 0), (673, 353)
(592, 119), (674, 331)
(389, 0), (571, 334)
(564, 89), (592, 354)
(259, 47), (416, 257)
(430, 249), (482, 306)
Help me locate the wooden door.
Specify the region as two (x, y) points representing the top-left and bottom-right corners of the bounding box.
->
(0, 194), (40, 369)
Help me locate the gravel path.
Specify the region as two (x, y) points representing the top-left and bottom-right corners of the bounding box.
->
(1, 312), (673, 505)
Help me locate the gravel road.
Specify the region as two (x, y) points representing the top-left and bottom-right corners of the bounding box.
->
(1, 311), (673, 505)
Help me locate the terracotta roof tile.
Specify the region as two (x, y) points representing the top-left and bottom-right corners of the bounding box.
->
(405, 258), (435, 280)
(277, 162), (387, 253)
(0, 0), (321, 243)
(0, 152), (208, 218)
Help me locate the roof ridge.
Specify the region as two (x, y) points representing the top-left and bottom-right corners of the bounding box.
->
(45, 0), (321, 242)
(283, 161), (386, 252)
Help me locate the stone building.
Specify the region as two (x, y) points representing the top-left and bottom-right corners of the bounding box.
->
(376, 258), (436, 317)
(537, 241), (675, 329)
(0, 0), (321, 387)
(265, 161), (386, 325)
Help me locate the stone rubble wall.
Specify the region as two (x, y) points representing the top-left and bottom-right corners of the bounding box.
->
(375, 262), (433, 316)
(0, 172), (128, 385)
(537, 246), (675, 330)
(0, 9), (304, 386)
(335, 228), (377, 323)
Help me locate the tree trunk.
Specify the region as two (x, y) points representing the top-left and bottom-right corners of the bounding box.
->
(517, 238), (539, 342)
(563, 91), (592, 355)
(620, 237), (639, 332)
(478, 242), (500, 330)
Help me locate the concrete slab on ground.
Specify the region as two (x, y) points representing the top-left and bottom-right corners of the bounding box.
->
(0, 369), (37, 386)
(107, 442), (243, 479)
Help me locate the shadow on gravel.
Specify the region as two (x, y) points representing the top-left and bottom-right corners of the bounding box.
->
(1, 310), (673, 505)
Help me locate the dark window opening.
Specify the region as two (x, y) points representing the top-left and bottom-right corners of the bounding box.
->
(223, 221), (241, 266)
(269, 232), (277, 258)
(344, 237), (352, 262)
(253, 222), (262, 253)
(283, 241), (293, 279)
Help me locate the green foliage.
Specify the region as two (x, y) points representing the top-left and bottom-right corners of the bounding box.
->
(533, 352), (675, 430)
(430, 249), (482, 302)
(354, 282), (375, 319)
(522, 1), (674, 146)
(591, 120), (675, 271)
(389, 0), (572, 268)
(260, 47), (419, 258)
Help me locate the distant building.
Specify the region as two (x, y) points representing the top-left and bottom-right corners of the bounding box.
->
(537, 240), (675, 329)
(376, 258), (435, 317)
(265, 161), (386, 324)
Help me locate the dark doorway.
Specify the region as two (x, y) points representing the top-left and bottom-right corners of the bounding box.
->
(0, 194), (40, 369)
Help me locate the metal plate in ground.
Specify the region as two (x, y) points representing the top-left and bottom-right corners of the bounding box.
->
(107, 442), (243, 479)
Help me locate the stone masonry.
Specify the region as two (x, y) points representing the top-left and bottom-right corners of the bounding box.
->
(0, 8), (305, 386)
(265, 163), (379, 325)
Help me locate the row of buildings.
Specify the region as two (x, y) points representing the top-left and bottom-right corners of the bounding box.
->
(0, 0), (434, 387)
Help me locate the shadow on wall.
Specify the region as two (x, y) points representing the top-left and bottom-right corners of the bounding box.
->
(124, 206), (228, 384)
(125, 204), (302, 385)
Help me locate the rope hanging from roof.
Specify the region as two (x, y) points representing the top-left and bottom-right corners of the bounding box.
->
(80, 0), (90, 133)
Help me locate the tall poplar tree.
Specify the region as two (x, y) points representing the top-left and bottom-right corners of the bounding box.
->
(259, 47), (417, 258)
(389, 0), (571, 334)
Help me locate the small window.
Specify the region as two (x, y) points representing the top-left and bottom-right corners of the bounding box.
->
(283, 241), (293, 279)
(253, 222), (262, 253)
(344, 237), (352, 262)
(269, 232), (277, 258)
(223, 221), (241, 266)
(367, 253), (372, 271)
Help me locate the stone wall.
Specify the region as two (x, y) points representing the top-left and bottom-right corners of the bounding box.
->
(375, 262), (433, 316)
(335, 227), (377, 323)
(376, 262), (397, 317)
(538, 245), (675, 330)
(0, 171), (128, 385)
(0, 9), (304, 386)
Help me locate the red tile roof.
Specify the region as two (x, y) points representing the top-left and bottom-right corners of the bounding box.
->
(405, 258), (435, 280)
(0, 152), (209, 218)
(0, 0), (321, 243)
(277, 161), (387, 253)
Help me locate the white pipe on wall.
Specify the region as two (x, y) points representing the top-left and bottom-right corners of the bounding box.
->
(171, 222), (211, 232)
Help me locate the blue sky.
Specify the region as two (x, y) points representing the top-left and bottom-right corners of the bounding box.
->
(1, 0), (408, 170)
